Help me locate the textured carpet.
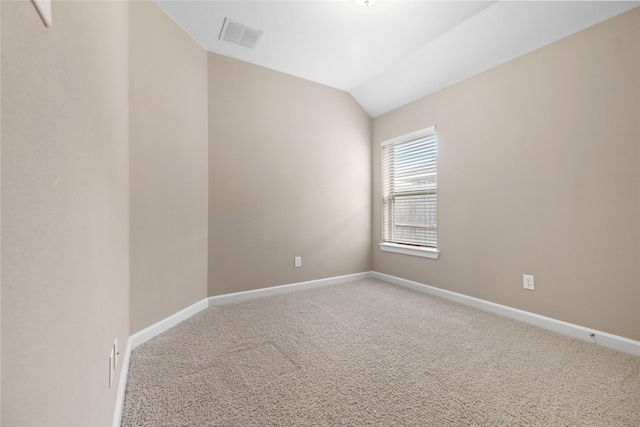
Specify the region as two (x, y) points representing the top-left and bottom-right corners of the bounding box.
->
(121, 278), (640, 426)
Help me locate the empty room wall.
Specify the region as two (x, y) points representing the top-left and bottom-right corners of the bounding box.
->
(1, 1), (130, 425)
(129, 1), (208, 334)
(372, 9), (640, 341)
(208, 54), (371, 296)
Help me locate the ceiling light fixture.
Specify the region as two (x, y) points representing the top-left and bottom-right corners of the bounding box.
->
(354, 0), (377, 6)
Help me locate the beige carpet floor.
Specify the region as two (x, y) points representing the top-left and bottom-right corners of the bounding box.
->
(121, 278), (640, 426)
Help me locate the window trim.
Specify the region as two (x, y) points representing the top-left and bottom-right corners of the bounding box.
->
(378, 242), (439, 259)
(380, 126), (436, 148)
(380, 125), (438, 259)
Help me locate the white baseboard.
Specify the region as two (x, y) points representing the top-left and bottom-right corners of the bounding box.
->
(372, 271), (640, 356)
(208, 271), (372, 307)
(112, 337), (132, 427)
(113, 271), (371, 425)
(113, 269), (638, 425)
(113, 299), (209, 426)
(129, 298), (210, 350)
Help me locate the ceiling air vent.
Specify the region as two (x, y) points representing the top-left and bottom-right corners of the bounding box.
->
(219, 18), (263, 49)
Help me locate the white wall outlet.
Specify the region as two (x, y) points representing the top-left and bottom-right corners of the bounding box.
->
(523, 274), (535, 291)
(294, 256), (301, 268)
(109, 348), (114, 388)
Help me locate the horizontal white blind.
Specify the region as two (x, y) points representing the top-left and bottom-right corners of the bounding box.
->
(382, 127), (437, 248)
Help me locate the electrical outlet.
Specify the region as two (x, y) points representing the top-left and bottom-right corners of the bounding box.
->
(294, 256), (301, 268)
(523, 274), (535, 291)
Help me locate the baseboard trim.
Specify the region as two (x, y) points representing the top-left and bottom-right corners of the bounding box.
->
(114, 269), (637, 425)
(372, 271), (640, 356)
(113, 271), (372, 425)
(130, 298), (210, 350)
(112, 337), (132, 427)
(113, 299), (209, 426)
(208, 271), (372, 307)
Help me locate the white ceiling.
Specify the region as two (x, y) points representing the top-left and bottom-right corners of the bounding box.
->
(155, 0), (639, 117)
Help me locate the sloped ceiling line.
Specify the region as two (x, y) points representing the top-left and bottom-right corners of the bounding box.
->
(155, 1), (638, 117)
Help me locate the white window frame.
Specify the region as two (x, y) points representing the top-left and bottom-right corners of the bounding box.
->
(379, 126), (439, 260)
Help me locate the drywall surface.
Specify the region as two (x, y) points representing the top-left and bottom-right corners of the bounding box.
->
(129, 1), (208, 334)
(1, 1), (130, 425)
(372, 9), (640, 341)
(208, 53), (371, 296)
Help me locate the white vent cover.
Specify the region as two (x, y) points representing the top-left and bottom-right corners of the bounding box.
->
(219, 18), (263, 49)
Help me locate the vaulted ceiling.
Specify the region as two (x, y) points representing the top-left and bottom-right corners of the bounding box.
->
(155, 1), (639, 117)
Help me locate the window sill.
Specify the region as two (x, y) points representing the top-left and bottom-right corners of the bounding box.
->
(378, 242), (439, 259)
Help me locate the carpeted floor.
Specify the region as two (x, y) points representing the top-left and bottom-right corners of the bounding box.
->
(121, 278), (640, 426)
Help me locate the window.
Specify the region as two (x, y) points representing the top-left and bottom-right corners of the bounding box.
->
(380, 126), (438, 259)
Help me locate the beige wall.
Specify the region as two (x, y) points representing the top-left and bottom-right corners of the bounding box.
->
(1, 1), (130, 425)
(373, 9), (640, 341)
(208, 54), (371, 296)
(129, 1), (208, 334)
(2, 3), (638, 426)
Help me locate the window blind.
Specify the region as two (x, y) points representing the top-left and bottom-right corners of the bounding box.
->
(381, 127), (437, 248)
